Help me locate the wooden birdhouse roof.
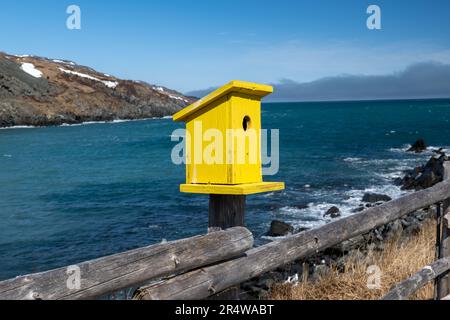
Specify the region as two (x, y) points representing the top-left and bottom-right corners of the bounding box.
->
(173, 80), (273, 122)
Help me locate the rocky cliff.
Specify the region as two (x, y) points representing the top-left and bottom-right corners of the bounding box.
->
(0, 52), (196, 127)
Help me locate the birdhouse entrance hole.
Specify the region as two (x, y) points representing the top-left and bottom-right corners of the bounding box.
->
(243, 116), (251, 131)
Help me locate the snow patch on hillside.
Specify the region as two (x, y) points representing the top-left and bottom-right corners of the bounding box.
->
(58, 68), (118, 88)
(20, 63), (43, 78)
(153, 86), (165, 92)
(169, 95), (189, 102)
(152, 85), (188, 102)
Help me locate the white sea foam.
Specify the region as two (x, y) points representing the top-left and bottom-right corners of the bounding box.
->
(343, 157), (363, 162)
(0, 125), (38, 130)
(388, 145), (448, 155)
(388, 144), (411, 153)
(269, 178), (410, 233)
(59, 118), (157, 127)
(0, 117), (173, 130)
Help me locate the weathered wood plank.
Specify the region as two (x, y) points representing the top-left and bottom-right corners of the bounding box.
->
(136, 180), (450, 300)
(0, 227), (253, 300)
(383, 257), (450, 300)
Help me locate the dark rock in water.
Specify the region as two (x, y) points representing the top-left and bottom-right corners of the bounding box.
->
(407, 139), (427, 153)
(434, 148), (446, 155)
(267, 220), (294, 237)
(400, 154), (447, 190)
(295, 226), (309, 234)
(352, 205), (365, 213)
(292, 204), (309, 210)
(323, 206), (341, 218)
(362, 193), (392, 203)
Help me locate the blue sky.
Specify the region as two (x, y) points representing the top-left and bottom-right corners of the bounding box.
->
(1, 0), (450, 93)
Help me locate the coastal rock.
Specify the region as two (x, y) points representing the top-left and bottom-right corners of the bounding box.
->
(407, 139), (427, 153)
(292, 204), (309, 210)
(267, 220), (294, 237)
(383, 220), (403, 240)
(295, 226), (309, 234)
(362, 193), (392, 203)
(328, 235), (365, 254)
(400, 154), (447, 190)
(352, 205), (365, 213)
(311, 264), (331, 280)
(404, 221), (422, 236)
(434, 148), (446, 155)
(323, 206), (341, 218)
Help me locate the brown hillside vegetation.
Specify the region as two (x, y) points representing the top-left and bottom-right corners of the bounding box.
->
(0, 52), (196, 127)
(270, 221), (436, 300)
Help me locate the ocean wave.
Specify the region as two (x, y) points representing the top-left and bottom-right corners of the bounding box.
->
(271, 143), (445, 232)
(388, 144), (411, 153)
(0, 125), (38, 130)
(273, 182), (409, 232)
(343, 157), (363, 162)
(59, 117), (169, 127)
(388, 145), (448, 154)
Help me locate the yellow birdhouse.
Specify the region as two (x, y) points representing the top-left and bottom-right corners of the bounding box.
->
(173, 80), (285, 195)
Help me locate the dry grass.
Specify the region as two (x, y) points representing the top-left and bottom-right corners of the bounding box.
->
(270, 220), (436, 300)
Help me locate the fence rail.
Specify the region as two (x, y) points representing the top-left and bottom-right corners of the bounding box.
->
(0, 227), (253, 300)
(135, 180), (450, 300)
(383, 257), (450, 300)
(2, 170), (450, 300)
(383, 161), (450, 300)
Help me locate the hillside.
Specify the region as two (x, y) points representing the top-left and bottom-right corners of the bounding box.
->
(0, 52), (196, 127)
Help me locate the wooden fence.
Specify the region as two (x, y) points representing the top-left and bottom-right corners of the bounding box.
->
(1, 163), (450, 300)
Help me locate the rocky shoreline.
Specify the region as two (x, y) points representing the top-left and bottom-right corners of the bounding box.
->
(241, 139), (447, 299)
(0, 52), (196, 128)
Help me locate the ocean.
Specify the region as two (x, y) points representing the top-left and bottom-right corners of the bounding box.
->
(1, 99), (450, 281)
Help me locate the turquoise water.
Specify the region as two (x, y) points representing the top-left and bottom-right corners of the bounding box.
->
(1, 99), (450, 280)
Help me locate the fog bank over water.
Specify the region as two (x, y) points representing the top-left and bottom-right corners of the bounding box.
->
(187, 62), (450, 102)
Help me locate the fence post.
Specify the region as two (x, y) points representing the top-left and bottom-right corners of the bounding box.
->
(438, 161), (450, 299)
(434, 203), (442, 299)
(208, 195), (246, 232)
(207, 195), (246, 300)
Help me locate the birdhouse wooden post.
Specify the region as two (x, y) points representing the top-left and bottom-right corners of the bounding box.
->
(173, 80), (284, 231)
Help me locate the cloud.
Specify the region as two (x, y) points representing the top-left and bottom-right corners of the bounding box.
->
(173, 39), (450, 92)
(186, 62), (450, 102)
